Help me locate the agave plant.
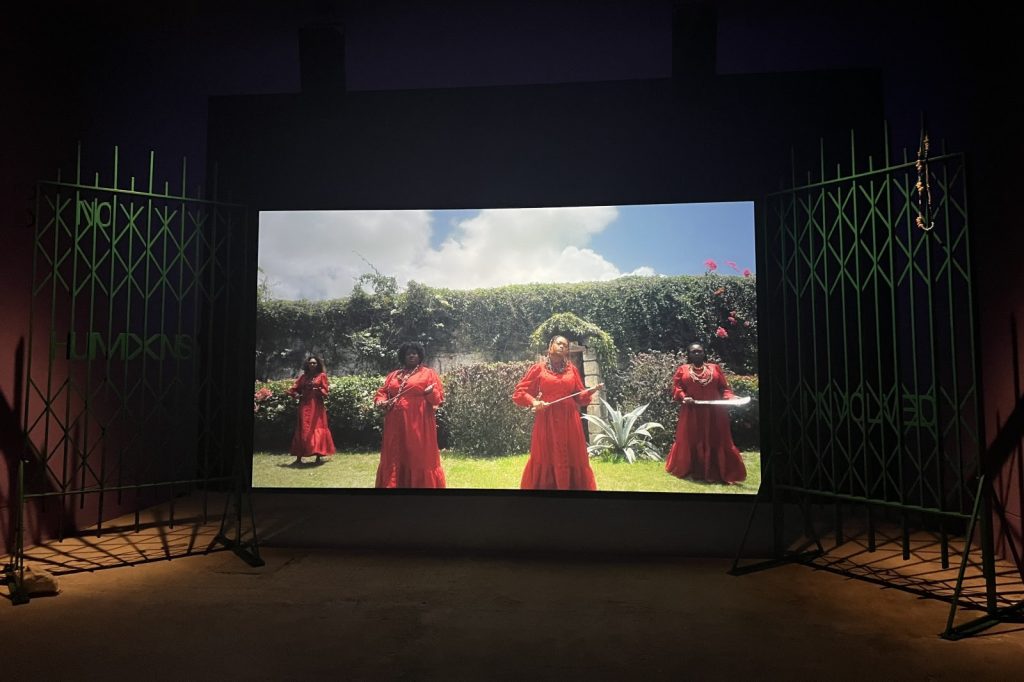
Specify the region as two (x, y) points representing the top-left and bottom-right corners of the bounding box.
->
(582, 399), (664, 463)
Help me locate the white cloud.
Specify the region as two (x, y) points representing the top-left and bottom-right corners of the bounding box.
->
(258, 210), (433, 300)
(258, 207), (657, 300)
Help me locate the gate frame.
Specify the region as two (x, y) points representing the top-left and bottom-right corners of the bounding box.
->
(730, 124), (1023, 639)
(4, 145), (262, 604)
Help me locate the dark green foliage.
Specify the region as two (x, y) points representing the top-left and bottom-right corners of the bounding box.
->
(607, 350), (686, 449)
(442, 360), (536, 457)
(253, 374), (386, 450)
(256, 273), (457, 378)
(529, 312), (617, 369)
(727, 373), (760, 450)
(256, 272), (758, 374)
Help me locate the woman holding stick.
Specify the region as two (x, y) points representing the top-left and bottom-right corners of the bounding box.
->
(373, 342), (446, 488)
(664, 342), (747, 484)
(512, 335), (603, 490)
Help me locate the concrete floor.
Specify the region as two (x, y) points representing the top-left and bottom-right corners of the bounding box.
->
(3, 509), (1024, 680)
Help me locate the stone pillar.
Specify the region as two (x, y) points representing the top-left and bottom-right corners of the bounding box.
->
(581, 347), (604, 442)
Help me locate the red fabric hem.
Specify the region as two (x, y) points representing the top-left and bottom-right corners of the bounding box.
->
(375, 465), (447, 489)
(520, 462), (598, 491)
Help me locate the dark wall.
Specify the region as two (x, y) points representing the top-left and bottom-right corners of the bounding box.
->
(3, 1), (1019, 558)
(208, 70), (881, 211)
(968, 30), (1024, 564)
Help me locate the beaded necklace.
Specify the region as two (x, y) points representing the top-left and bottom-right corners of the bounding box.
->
(688, 363), (714, 387)
(395, 364), (421, 395)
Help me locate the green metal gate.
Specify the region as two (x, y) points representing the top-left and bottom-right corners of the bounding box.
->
(8, 146), (260, 602)
(735, 127), (1015, 638)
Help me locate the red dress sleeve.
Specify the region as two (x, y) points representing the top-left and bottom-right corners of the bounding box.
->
(715, 365), (736, 399)
(512, 363), (544, 408)
(374, 371), (396, 406)
(288, 375), (303, 398)
(424, 368), (444, 407)
(671, 365), (688, 402)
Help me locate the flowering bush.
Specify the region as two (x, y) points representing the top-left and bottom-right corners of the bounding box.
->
(699, 261), (757, 373)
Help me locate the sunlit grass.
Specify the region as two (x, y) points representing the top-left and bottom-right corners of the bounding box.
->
(252, 450), (760, 494)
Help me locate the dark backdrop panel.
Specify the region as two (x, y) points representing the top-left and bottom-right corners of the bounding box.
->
(207, 70), (882, 554)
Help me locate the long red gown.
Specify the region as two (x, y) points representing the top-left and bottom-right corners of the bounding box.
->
(665, 363), (746, 484)
(512, 362), (598, 491)
(288, 372), (336, 457)
(374, 365), (446, 488)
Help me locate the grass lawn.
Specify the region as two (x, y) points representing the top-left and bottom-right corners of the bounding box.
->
(253, 449), (761, 494)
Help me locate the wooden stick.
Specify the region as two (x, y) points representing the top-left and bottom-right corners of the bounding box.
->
(539, 384), (602, 407)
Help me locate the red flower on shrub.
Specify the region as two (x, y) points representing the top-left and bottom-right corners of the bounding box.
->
(254, 387), (273, 402)
(704, 259), (718, 271)
(715, 327), (728, 338)
(728, 316), (737, 325)
(744, 320), (752, 328)
(743, 268), (752, 277)
(713, 287), (725, 296)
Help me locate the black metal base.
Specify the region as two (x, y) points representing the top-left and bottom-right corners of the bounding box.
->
(941, 600), (1024, 640)
(2, 563), (30, 605)
(728, 549), (823, 576)
(213, 534), (266, 568)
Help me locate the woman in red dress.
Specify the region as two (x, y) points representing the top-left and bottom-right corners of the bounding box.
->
(287, 356), (336, 465)
(512, 335), (603, 491)
(373, 342), (446, 488)
(665, 343), (746, 484)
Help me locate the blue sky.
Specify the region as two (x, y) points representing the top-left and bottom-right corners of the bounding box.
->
(259, 202), (755, 300)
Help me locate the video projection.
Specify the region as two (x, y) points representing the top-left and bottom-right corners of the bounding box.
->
(252, 203), (759, 494)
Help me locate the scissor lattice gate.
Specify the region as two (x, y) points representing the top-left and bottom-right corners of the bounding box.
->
(10, 147), (259, 601)
(741, 129), (1012, 638)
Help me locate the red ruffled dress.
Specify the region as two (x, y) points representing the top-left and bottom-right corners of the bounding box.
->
(512, 362), (598, 491)
(665, 363), (746, 484)
(373, 365), (446, 489)
(288, 372), (336, 458)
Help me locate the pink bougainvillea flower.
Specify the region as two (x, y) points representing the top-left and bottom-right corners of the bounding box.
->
(742, 268), (752, 277)
(728, 316), (738, 325)
(713, 287), (725, 296)
(254, 387), (273, 402)
(715, 326), (728, 338)
(704, 259), (718, 271)
(744, 320), (752, 328)
(726, 260), (739, 271)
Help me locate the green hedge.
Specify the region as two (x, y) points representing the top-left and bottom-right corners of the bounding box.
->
(440, 360), (535, 457)
(257, 272), (758, 377)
